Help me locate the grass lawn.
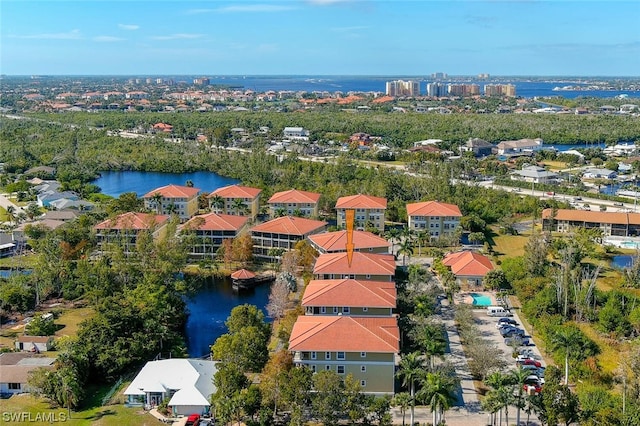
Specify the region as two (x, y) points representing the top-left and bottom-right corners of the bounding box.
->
(491, 233), (529, 259)
(54, 306), (94, 338)
(542, 160), (569, 171)
(0, 394), (164, 426)
(0, 252), (39, 269)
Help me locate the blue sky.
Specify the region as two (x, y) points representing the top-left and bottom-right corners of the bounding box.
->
(1, 0), (639, 76)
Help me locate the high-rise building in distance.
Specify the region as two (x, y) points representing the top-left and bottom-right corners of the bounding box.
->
(426, 82), (448, 97)
(447, 84), (480, 96)
(431, 72), (448, 80)
(484, 84), (516, 97)
(385, 80), (420, 97)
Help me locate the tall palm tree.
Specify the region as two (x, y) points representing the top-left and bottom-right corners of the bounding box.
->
(417, 370), (458, 426)
(415, 230), (429, 256)
(5, 205), (16, 226)
(385, 227), (400, 256)
(210, 194), (225, 213)
(551, 327), (582, 385)
(512, 367), (531, 426)
(231, 198), (248, 216)
(150, 192), (163, 214)
(485, 371), (514, 426)
(396, 352), (426, 426)
(398, 238), (414, 266)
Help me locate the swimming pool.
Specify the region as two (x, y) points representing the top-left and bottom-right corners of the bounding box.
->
(621, 241), (640, 249)
(470, 293), (493, 306)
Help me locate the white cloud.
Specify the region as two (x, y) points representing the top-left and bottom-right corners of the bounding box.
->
(9, 29), (81, 40)
(150, 33), (204, 41)
(186, 4), (294, 14)
(93, 36), (125, 42)
(118, 24), (139, 31)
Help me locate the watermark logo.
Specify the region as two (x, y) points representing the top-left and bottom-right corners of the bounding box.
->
(1, 411), (68, 423)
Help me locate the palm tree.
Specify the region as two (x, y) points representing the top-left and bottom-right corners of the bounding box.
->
(485, 371), (514, 426)
(231, 198), (248, 216)
(274, 207), (286, 218)
(398, 238), (414, 266)
(512, 367), (531, 426)
(5, 205), (16, 226)
(396, 352), (426, 426)
(551, 327), (582, 385)
(385, 227), (400, 256)
(210, 194), (225, 213)
(417, 370), (458, 426)
(392, 392), (411, 426)
(414, 230), (429, 256)
(150, 192), (163, 214)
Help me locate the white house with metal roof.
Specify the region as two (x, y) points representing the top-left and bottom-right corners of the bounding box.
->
(511, 165), (558, 184)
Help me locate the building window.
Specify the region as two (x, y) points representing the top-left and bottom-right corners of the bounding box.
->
(337, 365), (345, 374)
(366, 274), (371, 279)
(361, 352), (367, 358)
(333, 307), (339, 314)
(320, 307), (326, 314)
(326, 365), (331, 371)
(337, 352), (345, 360)
(311, 365), (316, 372)
(361, 380), (366, 387)
(325, 352), (331, 360)
(361, 365), (366, 372)
(363, 307), (368, 312)
(343, 307), (350, 314)
(311, 351), (317, 360)
(8, 383), (21, 390)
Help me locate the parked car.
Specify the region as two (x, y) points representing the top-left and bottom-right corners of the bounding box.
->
(523, 375), (543, 393)
(500, 327), (525, 337)
(614, 202), (624, 206)
(496, 319), (518, 328)
(185, 414), (201, 426)
(517, 358), (542, 368)
(498, 317), (518, 325)
(505, 336), (530, 346)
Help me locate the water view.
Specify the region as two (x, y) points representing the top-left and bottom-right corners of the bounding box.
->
(93, 170), (239, 198)
(184, 276), (271, 358)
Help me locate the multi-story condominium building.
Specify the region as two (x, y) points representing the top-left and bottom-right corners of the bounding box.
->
(94, 212), (169, 254)
(484, 84), (516, 97)
(443, 251), (494, 287)
(308, 230), (391, 254)
(289, 315), (399, 394)
(180, 213), (249, 260)
(542, 209), (640, 237)
(302, 279), (396, 317)
(431, 72), (447, 80)
(313, 252), (396, 281)
(406, 201), (462, 239)
(447, 84), (480, 97)
(268, 189), (321, 218)
(385, 80), (420, 97)
(143, 184), (200, 222)
(335, 194), (387, 231)
(426, 82), (448, 97)
(208, 184), (262, 220)
(251, 216), (327, 260)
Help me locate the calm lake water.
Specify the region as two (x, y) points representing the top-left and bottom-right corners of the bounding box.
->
(611, 255), (634, 269)
(91, 170), (267, 358)
(93, 170), (239, 198)
(185, 276), (272, 358)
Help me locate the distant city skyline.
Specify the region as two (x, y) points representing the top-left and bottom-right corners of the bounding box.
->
(2, 1), (639, 76)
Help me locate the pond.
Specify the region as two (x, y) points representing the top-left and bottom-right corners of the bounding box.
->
(93, 170), (239, 198)
(0, 269), (32, 279)
(184, 275), (272, 358)
(611, 255), (635, 269)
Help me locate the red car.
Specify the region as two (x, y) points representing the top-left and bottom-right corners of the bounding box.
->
(517, 358), (542, 368)
(185, 414), (201, 426)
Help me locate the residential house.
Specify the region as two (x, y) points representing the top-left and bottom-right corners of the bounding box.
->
(542, 208), (640, 237)
(13, 219), (65, 246)
(251, 216), (327, 260)
(302, 279), (396, 316)
(313, 252), (396, 281)
(289, 316), (399, 394)
(41, 210), (80, 222)
(94, 212), (169, 254)
(208, 184), (262, 220)
(143, 184), (200, 222)
(496, 138), (543, 156)
(459, 138), (494, 157)
(283, 127), (310, 140)
(582, 168), (617, 180)
(268, 189), (322, 218)
(336, 194), (387, 232)
(124, 359), (217, 416)
(406, 201), (462, 239)
(511, 165), (558, 184)
(180, 213), (249, 260)
(442, 251), (494, 286)
(0, 353), (55, 395)
(308, 230), (391, 254)
(15, 335), (54, 353)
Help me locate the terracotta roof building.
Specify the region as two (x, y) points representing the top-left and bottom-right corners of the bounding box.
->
(302, 279), (396, 317)
(313, 252), (396, 282)
(336, 194), (387, 232)
(406, 201), (462, 240)
(308, 230), (391, 254)
(268, 189), (322, 218)
(208, 184), (262, 220)
(542, 208), (640, 237)
(94, 212), (169, 254)
(143, 184), (201, 221)
(181, 213), (249, 260)
(442, 251), (494, 286)
(251, 216), (327, 260)
(289, 316), (399, 394)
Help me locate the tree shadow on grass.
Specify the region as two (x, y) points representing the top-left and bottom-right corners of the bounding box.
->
(85, 409), (117, 420)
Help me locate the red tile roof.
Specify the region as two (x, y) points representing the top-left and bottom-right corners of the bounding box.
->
(308, 230), (390, 252)
(210, 184), (262, 199)
(94, 212), (169, 230)
(142, 184), (200, 199)
(443, 251), (494, 277)
(335, 194), (387, 209)
(541, 208), (640, 225)
(251, 216), (327, 236)
(289, 316), (399, 353)
(302, 279), (396, 308)
(407, 201), (462, 217)
(268, 189), (321, 204)
(313, 252), (396, 276)
(231, 269), (256, 280)
(181, 213), (248, 231)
